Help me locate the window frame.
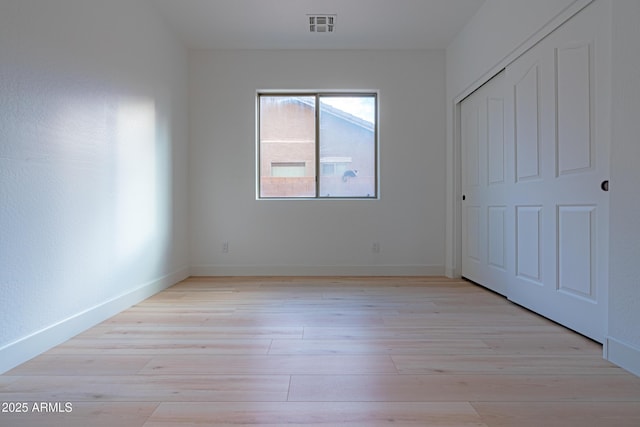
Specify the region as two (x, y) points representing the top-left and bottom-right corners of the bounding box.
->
(256, 91), (379, 200)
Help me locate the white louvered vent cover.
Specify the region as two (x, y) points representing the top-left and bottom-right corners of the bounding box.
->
(308, 15), (336, 33)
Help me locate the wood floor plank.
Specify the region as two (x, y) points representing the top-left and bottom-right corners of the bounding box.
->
(288, 374), (640, 402)
(481, 336), (601, 354)
(382, 312), (555, 327)
(5, 355), (153, 376)
(46, 338), (273, 355)
(198, 313), (387, 327)
(302, 325), (578, 340)
(144, 402), (487, 427)
(74, 325), (303, 340)
(101, 312), (223, 326)
(0, 403), (158, 427)
(139, 355), (398, 375)
(391, 354), (628, 375)
(471, 402), (640, 427)
(269, 338), (494, 355)
(2, 375), (290, 402)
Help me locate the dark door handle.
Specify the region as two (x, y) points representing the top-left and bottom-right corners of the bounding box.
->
(462, 194), (466, 201)
(601, 180), (609, 192)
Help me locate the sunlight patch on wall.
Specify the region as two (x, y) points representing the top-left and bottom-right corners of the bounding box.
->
(115, 98), (157, 262)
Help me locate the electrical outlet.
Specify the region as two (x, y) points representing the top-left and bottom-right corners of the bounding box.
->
(222, 241), (229, 253)
(372, 242), (380, 253)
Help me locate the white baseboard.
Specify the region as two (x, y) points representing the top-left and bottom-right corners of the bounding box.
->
(190, 264), (444, 277)
(444, 267), (459, 279)
(0, 267), (190, 375)
(605, 336), (640, 377)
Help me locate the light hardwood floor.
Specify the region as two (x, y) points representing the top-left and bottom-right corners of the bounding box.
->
(2, 276), (640, 426)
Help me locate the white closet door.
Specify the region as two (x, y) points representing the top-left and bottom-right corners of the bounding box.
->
(504, 1), (610, 342)
(461, 1), (609, 342)
(461, 70), (508, 296)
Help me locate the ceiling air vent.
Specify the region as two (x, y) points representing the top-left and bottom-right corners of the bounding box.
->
(308, 15), (336, 33)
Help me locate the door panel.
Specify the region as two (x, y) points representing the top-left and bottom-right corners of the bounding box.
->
(461, 70), (508, 296)
(515, 64), (541, 182)
(557, 42), (593, 175)
(465, 106), (480, 188)
(466, 206), (481, 262)
(515, 206), (543, 284)
(487, 206), (506, 270)
(557, 205), (596, 300)
(487, 98), (505, 185)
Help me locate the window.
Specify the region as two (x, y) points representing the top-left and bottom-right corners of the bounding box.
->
(258, 93), (377, 198)
(271, 162), (306, 177)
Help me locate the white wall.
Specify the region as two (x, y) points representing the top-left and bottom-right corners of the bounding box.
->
(189, 49), (446, 276)
(607, 0), (640, 376)
(446, 0), (640, 376)
(0, 0), (189, 373)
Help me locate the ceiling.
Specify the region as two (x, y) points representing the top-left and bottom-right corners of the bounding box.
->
(150, 0), (486, 50)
